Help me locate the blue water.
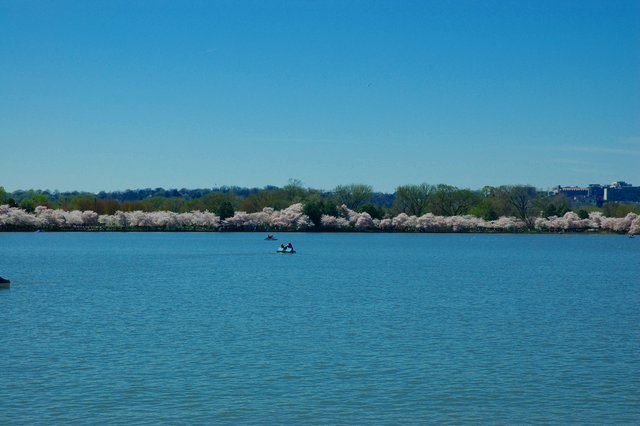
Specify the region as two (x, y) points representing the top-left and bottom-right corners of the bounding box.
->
(1, 232), (639, 424)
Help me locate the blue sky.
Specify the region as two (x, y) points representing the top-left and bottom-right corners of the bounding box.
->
(1, 0), (639, 193)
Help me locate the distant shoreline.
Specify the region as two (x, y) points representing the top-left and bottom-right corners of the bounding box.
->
(1, 204), (638, 235)
(0, 226), (631, 235)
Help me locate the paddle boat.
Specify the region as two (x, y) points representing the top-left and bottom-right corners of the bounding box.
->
(0, 276), (10, 289)
(276, 248), (296, 254)
(276, 242), (296, 254)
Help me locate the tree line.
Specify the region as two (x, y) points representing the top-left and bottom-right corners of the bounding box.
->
(1, 182), (639, 224)
(2, 202), (639, 235)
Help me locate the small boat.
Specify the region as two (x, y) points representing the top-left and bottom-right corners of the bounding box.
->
(0, 276), (10, 289)
(276, 249), (296, 254)
(265, 234), (277, 241)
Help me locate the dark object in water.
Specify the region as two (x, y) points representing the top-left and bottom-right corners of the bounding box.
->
(0, 276), (9, 288)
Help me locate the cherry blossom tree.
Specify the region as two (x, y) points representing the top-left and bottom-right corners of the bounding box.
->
(354, 212), (375, 230)
(320, 215), (350, 229)
(628, 214), (640, 235)
(2, 202), (638, 234)
(0, 205), (38, 227)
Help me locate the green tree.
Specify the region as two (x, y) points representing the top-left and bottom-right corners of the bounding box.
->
(217, 201), (235, 220)
(602, 203), (640, 217)
(543, 203), (557, 218)
(121, 201), (146, 212)
(141, 196), (181, 212)
(470, 187), (500, 220)
(358, 204), (385, 219)
(497, 185), (539, 224)
(479, 186), (498, 198)
(303, 201), (324, 229)
(239, 190), (289, 212)
(75, 196), (97, 211)
(332, 184), (373, 210)
(393, 183), (433, 216)
(189, 193), (237, 213)
(282, 179), (306, 203)
(95, 199), (121, 215)
(539, 194), (570, 218)
(20, 194), (50, 212)
(19, 198), (36, 212)
(303, 194), (340, 228)
(469, 201), (499, 221)
(428, 184), (478, 216)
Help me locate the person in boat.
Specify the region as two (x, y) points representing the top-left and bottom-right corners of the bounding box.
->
(278, 242), (294, 252)
(267, 234), (274, 239)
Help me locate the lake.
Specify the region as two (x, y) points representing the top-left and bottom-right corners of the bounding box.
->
(1, 232), (639, 424)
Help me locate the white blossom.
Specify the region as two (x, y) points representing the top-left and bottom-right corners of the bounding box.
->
(1, 203), (638, 234)
(354, 212), (374, 230)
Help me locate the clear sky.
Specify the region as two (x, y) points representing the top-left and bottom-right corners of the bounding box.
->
(1, 0), (639, 193)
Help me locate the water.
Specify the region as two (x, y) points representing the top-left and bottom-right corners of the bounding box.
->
(1, 232), (638, 424)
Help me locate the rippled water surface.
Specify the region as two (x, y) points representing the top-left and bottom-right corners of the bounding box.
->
(1, 232), (639, 424)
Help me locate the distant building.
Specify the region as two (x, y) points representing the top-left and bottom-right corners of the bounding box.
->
(588, 184), (605, 207)
(605, 182), (640, 203)
(553, 186), (589, 197)
(609, 181), (632, 189)
(552, 185), (598, 206)
(553, 181), (640, 206)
